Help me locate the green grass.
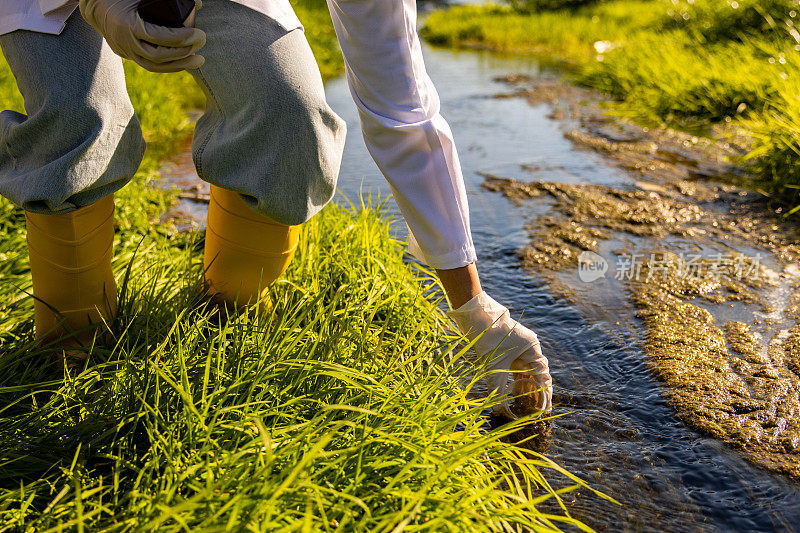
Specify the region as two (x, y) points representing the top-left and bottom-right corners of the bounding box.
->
(1, 196), (602, 530)
(420, 2), (661, 62)
(422, 0), (800, 206)
(0, 1), (603, 530)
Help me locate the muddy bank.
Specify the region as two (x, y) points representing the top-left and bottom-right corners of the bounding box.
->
(485, 76), (800, 480)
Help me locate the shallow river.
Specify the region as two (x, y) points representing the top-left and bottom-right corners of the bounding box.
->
(161, 40), (800, 531)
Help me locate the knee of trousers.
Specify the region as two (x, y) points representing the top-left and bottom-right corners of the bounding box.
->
(0, 93), (145, 215)
(194, 88), (346, 227)
(0, 10), (146, 214)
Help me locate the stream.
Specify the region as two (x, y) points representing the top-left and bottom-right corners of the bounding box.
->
(159, 40), (800, 531)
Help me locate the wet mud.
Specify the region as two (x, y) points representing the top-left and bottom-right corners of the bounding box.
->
(157, 142), (211, 231)
(485, 76), (800, 481)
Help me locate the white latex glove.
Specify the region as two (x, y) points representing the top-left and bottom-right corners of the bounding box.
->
(79, 0), (206, 73)
(448, 291), (553, 418)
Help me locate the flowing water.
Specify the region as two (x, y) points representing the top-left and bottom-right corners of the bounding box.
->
(160, 41), (800, 531)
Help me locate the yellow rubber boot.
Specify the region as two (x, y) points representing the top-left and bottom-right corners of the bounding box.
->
(203, 185), (300, 310)
(25, 195), (117, 344)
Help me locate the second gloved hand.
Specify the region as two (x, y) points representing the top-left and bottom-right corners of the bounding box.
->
(79, 0), (206, 72)
(448, 291), (553, 418)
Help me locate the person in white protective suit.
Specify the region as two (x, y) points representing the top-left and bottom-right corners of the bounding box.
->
(0, 0), (552, 415)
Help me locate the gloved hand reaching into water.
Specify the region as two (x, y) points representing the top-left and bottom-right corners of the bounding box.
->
(448, 292), (553, 418)
(79, 0), (205, 72)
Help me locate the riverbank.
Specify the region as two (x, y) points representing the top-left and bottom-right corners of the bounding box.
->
(0, 4), (601, 530)
(421, 0), (800, 208)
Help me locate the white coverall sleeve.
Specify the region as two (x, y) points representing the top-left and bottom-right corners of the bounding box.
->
(325, 0), (477, 270)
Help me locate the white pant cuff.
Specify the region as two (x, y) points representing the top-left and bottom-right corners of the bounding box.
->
(407, 231), (477, 270)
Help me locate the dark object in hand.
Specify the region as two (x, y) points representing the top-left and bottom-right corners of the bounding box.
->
(138, 0), (196, 27)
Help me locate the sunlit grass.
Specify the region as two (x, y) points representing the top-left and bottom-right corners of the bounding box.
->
(742, 82), (800, 210)
(421, 2), (659, 63)
(575, 34), (782, 125)
(663, 0), (800, 43)
(0, 195), (604, 530)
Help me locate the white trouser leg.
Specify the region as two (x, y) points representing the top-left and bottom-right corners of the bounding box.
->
(326, 0), (476, 270)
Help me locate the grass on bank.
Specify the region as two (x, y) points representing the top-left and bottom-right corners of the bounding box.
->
(0, 1), (602, 530)
(421, 0), (800, 207)
(1, 196), (600, 530)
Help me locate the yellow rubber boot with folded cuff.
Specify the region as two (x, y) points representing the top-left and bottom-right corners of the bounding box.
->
(203, 185), (300, 311)
(25, 195), (118, 350)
